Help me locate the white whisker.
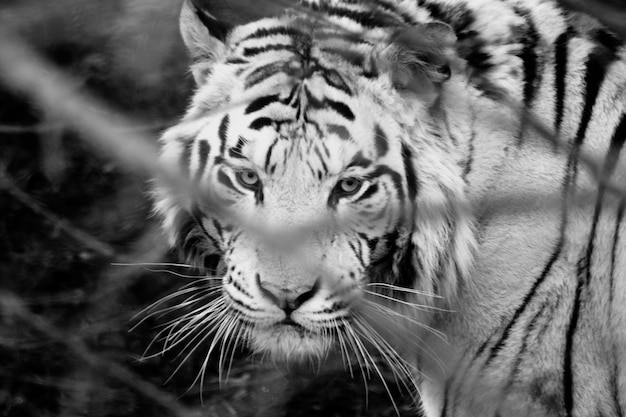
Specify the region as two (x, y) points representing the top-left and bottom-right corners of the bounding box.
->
(350, 315), (405, 416)
(365, 300), (448, 343)
(341, 318), (372, 408)
(366, 282), (443, 299)
(364, 290), (455, 313)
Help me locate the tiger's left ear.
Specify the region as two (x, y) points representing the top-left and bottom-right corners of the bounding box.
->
(387, 22), (456, 105)
(180, 0), (286, 83)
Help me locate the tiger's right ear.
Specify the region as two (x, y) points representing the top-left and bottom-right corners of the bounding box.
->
(180, 0), (286, 84)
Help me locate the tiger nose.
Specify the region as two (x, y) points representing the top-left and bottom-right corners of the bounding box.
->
(256, 275), (320, 314)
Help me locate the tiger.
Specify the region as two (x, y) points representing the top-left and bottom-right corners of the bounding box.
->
(152, 0), (626, 415)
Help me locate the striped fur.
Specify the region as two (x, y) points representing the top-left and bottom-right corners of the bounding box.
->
(153, 0), (626, 416)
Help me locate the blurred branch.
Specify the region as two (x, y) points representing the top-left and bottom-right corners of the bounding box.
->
(0, 29), (183, 189)
(0, 292), (199, 417)
(0, 121), (173, 134)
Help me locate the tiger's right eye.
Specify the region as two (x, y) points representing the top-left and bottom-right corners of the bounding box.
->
(236, 170), (261, 189)
(335, 177), (363, 196)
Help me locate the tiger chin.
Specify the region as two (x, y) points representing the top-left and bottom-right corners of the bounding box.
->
(153, 0), (626, 416)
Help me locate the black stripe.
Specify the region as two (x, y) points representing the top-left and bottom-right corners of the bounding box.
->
(564, 257), (588, 416)
(264, 139), (278, 170)
(243, 44), (295, 57)
(348, 151), (372, 169)
(255, 187), (264, 205)
(504, 297), (552, 396)
(603, 114), (626, 182)
(610, 203), (625, 417)
(583, 115), (626, 285)
(213, 219), (223, 238)
(228, 136), (247, 159)
(570, 46), (616, 184)
(553, 29), (571, 136)
(327, 99), (355, 121)
(354, 183), (379, 203)
(374, 124), (388, 157)
(283, 83), (300, 106)
(561, 47), (616, 416)
(245, 94), (280, 114)
(370, 165), (405, 203)
(485, 177), (568, 365)
(349, 239), (366, 269)
(463, 117), (476, 179)
(218, 114), (229, 155)
(217, 170), (243, 194)
(402, 143), (418, 201)
(225, 57), (248, 65)
(195, 140), (210, 183)
(314, 146), (328, 173)
(304, 86), (355, 120)
(190, 206), (221, 251)
(245, 62), (290, 89)
(239, 26), (305, 43)
(610, 201), (625, 312)
(516, 7), (540, 110)
(249, 117), (273, 131)
(440, 379), (450, 417)
(606, 114), (626, 303)
(327, 123), (351, 141)
(320, 68), (352, 95)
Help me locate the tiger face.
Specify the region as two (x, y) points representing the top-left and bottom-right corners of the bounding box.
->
(154, 0), (476, 365)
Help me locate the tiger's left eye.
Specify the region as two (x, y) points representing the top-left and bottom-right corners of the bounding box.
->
(236, 170), (260, 187)
(337, 178), (362, 195)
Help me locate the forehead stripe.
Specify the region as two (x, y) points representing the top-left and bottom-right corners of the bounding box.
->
(218, 114), (229, 155)
(228, 136), (247, 159)
(243, 44), (296, 57)
(304, 87), (354, 121)
(245, 62), (290, 89)
(249, 117), (273, 130)
(239, 26), (305, 43)
(245, 94), (280, 114)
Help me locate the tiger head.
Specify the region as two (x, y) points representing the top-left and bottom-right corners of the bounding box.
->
(154, 0), (476, 365)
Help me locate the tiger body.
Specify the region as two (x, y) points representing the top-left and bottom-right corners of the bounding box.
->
(153, 0), (626, 416)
